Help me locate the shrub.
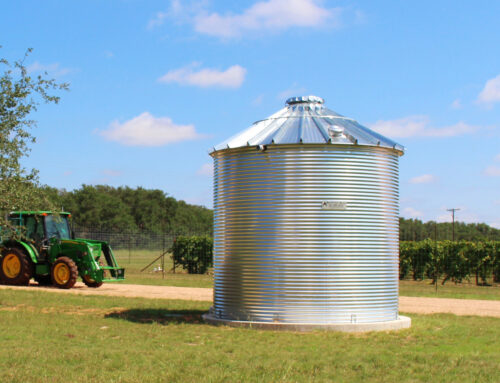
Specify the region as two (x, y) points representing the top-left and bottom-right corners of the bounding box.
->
(399, 242), (413, 279)
(493, 242), (500, 283)
(400, 239), (433, 280)
(171, 235), (213, 274)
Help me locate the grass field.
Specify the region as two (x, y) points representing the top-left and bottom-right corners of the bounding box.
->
(0, 288), (499, 383)
(399, 279), (500, 300)
(114, 250), (500, 300)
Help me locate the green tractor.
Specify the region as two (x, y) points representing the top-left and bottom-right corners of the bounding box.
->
(0, 211), (124, 289)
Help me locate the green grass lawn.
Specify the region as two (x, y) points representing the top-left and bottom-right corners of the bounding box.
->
(0, 288), (498, 383)
(399, 279), (500, 301)
(114, 249), (500, 300)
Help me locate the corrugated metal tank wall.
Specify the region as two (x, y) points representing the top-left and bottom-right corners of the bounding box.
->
(212, 144), (400, 324)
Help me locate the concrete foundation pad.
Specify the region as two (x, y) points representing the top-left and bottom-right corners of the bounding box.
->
(203, 314), (411, 333)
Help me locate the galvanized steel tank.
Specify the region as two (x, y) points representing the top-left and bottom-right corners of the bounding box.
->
(208, 96), (406, 327)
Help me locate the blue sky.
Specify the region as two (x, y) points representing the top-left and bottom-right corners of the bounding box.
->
(1, 0), (499, 227)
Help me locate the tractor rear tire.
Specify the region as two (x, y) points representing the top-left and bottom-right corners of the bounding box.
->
(82, 274), (103, 288)
(0, 248), (33, 285)
(51, 257), (78, 289)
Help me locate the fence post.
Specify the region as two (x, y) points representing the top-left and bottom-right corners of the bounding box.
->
(128, 234), (131, 264)
(162, 231), (165, 280)
(172, 233), (176, 274)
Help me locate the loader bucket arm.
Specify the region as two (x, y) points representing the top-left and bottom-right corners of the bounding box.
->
(100, 243), (125, 281)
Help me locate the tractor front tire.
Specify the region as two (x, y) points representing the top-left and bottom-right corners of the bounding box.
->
(82, 274), (103, 288)
(51, 257), (78, 289)
(0, 248), (33, 285)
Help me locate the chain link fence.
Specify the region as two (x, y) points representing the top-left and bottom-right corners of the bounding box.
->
(73, 225), (213, 274)
(74, 225), (211, 250)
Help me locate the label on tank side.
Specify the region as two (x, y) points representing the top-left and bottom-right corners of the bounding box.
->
(321, 201), (347, 210)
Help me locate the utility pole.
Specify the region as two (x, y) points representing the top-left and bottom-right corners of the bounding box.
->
(447, 208), (460, 241)
(434, 221), (439, 291)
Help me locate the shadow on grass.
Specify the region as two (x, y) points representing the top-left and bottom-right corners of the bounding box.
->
(105, 308), (206, 325)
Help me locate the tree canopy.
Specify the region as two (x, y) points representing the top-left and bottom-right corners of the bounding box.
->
(400, 217), (500, 242)
(0, 48), (68, 218)
(44, 185), (213, 234)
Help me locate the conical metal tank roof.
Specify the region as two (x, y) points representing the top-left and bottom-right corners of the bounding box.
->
(212, 95), (404, 154)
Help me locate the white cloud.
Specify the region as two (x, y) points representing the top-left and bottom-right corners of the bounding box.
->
(434, 206), (496, 227)
(450, 99), (462, 109)
(477, 74), (500, 105)
(197, 163), (213, 176)
(278, 84), (307, 100)
(153, 0), (341, 38)
(148, 11), (170, 29)
(148, 0), (186, 29)
(27, 61), (72, 77)
(495, 153), (500, 162)
(369, 115), (479, 138)
(158, 63), (246, 88)
(409, 174), (437, 184)
(252, 94), (264, 106)
(102, 169), (122, 177)
(403, 207), (423, 219)
(436, 213), (451, 223)
(437, 208), (470, 223)
(353, 9), (367, 25)
(183, 192), (213, 208)
(98, 112), (203, 146)
(483, 166), (500, 177)
(194, 0), (339, 38)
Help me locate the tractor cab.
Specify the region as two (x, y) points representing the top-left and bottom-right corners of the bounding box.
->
(8, 212), (73, 256)
(8, 211), (73, 238)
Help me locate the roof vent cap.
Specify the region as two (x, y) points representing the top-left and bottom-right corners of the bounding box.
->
(286, 95), (324, 105)
(328, 126), (344, 138)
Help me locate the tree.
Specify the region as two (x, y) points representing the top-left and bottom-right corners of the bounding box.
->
(66, 185), (136, 231)
(0, 48), (68, 223)
(41, 185), (214, 234)
(399, 217), (500, 242)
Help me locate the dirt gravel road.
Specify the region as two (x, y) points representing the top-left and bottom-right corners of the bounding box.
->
(1, 283), (499, 318)
(0, 282), (213, 301)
